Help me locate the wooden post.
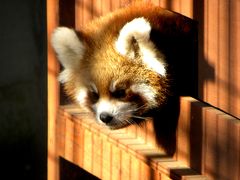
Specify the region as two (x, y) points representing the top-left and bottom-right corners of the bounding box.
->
(47, 0), (59, 179)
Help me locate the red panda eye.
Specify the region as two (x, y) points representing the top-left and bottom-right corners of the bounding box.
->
(112, 89), (126, 99)
(89, 91), (99, 103)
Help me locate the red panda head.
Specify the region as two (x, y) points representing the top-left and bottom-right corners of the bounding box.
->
(52, 17), (169, 129)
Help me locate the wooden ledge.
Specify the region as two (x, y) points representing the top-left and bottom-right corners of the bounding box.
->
(55, 97), (210, 180)
(55, 96), (240, 179)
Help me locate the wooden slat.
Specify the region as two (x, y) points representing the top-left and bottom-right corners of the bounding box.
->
(102, 0), (112, 15)
(92, 133), (103, 178)
(102, 140), (111, 180)
(111, 145), (121, 180)
(157, 0), (240, 118)
(65, 115), (74, 161)
(175, 97), (240, 180)
(200, 0), (239, 118)
(73, 119), (84, 167)
(57, 101), (209, 180)
(179, 0), (193, 18)
(47, 0), (59, 179)
(229, 0), (240, 117)
(75, 0), (84, 29)
(203, 112), (240, 179)
(83, 128), (93, 172)
(218, 0), (230, 112)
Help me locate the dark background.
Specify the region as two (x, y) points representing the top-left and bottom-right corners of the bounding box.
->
(0, 0), (47, 179)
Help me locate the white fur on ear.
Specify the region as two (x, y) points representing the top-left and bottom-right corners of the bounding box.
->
(115, 17), (151, 58)
(115, 17), (166, 76)
(51, 27), (85, 69)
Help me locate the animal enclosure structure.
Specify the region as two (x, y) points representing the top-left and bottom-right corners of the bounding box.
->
(48, 0), (240, 180)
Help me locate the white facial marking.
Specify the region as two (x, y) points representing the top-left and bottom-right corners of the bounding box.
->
(140, 47), (166, 76)
(131, 83), (158, 108)
(94, 100), (112, 124)
(89, 83), (98, 93)
(115, 17), (166, 76)
(109, 80), (118, 92)
(76, 88), (88, 105)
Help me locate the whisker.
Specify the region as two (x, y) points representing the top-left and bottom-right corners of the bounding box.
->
(131, 115), (147, 120)
(135, 104), (147, 111)
(124, 105), (147, 114)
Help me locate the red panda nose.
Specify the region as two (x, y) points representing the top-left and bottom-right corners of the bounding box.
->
(100, 112), (113, 123)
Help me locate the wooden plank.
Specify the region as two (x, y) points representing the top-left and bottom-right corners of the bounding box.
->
(217, 0), (230, 112)
(126, 123), (138, 138)
(146, 118), (157, 147)
(92, 0), (102, 18)
(150, 0), (160, 6)
(168, 0), (180, 14)
(204, 108), (220, 179)
(177, 97), (191, 166)
(197, 0), (240, 118)
(110, 0), (121, 11)
(64, 116), (74, 161)
(130, 155), (140, 179)
(139, 161), (151, 180)
(228, 116), (240, 179)
(83, 128), (93, 172)
(179, 0), (193, 18)
(57, 101), (240, 180)
(216, 113), (228, 179)
(205, 0), (218, 106)
(229, 0), (240, 117)
(121, 150), (131, 180)
(102, 0), (112, 16)
(102, 140), (111, 180)
(83, 0), (93, 25)
(111, 144), (121, 180)
(57, 109), (66, 158)
(177, 97), (240, 179)
(159, 0), (169, 9)
(217, 114), (240, 179)
(73, 120), (84, 167)
(47, 0), (59, 179)
(188, 100), (207, 173)
(57, 98), (223, 180)
(92, 133), (103, 178)
(137, 121), (147, 143)
(202, 106), (240, 180)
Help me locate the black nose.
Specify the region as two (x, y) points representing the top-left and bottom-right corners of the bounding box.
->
(100, 112), (113, 123)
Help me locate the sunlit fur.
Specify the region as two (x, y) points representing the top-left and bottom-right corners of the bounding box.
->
(51, 2), (175, 129)
(115, 17), (166, 76)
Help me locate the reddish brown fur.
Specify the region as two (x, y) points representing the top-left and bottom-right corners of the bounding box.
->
(63, 2), (192, 109)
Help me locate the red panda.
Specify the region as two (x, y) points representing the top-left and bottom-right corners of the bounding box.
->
(51, 2), (193, 129)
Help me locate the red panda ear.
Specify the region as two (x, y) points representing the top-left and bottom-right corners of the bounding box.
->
(115, 17), (166, 76)
(51, 27), (85, 69)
